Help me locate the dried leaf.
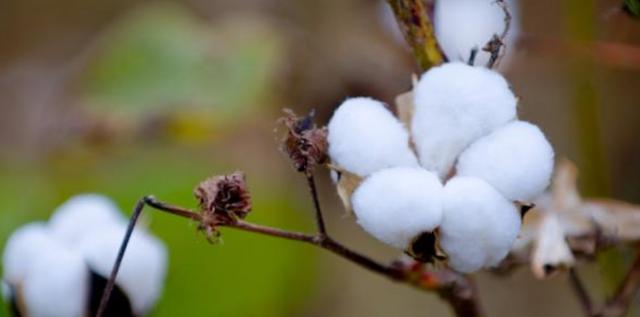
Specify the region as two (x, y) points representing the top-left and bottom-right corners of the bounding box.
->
(531, 213), (575, 279)
(332, 167), (363, 215)
(395, 90), (415, 129)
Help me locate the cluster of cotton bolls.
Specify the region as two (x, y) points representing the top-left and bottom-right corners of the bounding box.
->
(2, 194), (167, 317)
(327, 62), (554, 273)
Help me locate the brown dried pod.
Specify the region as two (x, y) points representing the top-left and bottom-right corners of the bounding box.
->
(194, 171), (252, 224)
(279, 109), (328, 173)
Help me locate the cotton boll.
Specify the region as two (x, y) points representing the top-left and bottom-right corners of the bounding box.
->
(22, 242), (89, 317)
(78, 226), (168, 316)
(412, 63), (517, 178)
(456, 121), (554, 202)
(49, 194), (126, 246)
(434, 0), (519, 67)
(351, 167), (443, 249)
(328, 97), (419, 177)
(440, 177), (520, 273)
(2, 223), (51, 285)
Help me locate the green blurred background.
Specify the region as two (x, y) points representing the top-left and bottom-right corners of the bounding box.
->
(0, 0), (639, 316)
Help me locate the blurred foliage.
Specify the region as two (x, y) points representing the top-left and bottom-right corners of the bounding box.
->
(83, 2), (284, 119)
(624, 0), (640, 17)
(0, 144), (318, 316)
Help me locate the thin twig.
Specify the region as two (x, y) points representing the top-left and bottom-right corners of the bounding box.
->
(598, 245), (640, 317)
(386, 0), (445, 71)
(568, 268), (596, 316)
(96, 198), (146, 317)
(305, 173), (327, 235)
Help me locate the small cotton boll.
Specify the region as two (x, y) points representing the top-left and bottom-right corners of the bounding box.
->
(49, 194), (126, 246)
(412, 63), (517, 178)
(351, 167), (443, 249)
(22, 242), (89, 317)
(78, 226), (168, 316)
(440, 177), (520, 273)
(2, 223), (51, 285)
(328, 97), (418, 177)
(434, 0), (519, 67)
(456, 121), (554, 202)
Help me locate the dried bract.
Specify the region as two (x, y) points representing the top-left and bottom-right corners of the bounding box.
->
(279, 109), (328, 174)
(194, 172), (252, 226)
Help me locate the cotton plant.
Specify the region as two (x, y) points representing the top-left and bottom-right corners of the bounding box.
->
(2, 194), (167, 317)
(327, 62), (554, 273)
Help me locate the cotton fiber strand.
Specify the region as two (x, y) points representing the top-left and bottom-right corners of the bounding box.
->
(456, 120), (554, 202)
(328, 97), (418, 177)
(412, 63), (517, 178)
(440, 177), (520, 273)
(351, 167), (443, 249)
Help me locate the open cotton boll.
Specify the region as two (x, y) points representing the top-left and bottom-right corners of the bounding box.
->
(328, 97), (418, 177)
(2, 222), (52, 285)
(351, 167), (443, 249)
(434, 0), (519, 67)
(412, 63), (517, 178)
(456, 121), (554, 202)
(78, 226), (168, 316)
(49, 194), (126, 246)
(440, 177), (520, 273)
(22, 241), (89, 317)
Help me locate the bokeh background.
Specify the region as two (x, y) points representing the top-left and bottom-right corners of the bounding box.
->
(0, 0), (639, 316)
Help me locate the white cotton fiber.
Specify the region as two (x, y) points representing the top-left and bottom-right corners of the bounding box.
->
(22, 241), (89, 317)
(2, 222), (52, 285)
(456, 121), (554, 202)
(434, 0), (519, 67)
(49, 194), (126, 246)
(78, 226), (168, 316)
(328, 97), (418, 177)
(440, 177), (520, 273)
(411, 62), (517, 178)
(351, 167), (443, 249)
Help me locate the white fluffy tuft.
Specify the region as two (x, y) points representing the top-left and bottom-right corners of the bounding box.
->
(440, 177), (520, 273)
(48, 194), (126, 246)
(328, 97), (418, 177)
(351, 166), (443, 249)
(21, 241), (89, 317)
(456, 120), (555, 201)
(2, 223), (52, 285)
(411, 62), (517, 178)
(78, 226), (168, 316)
(434, 0), (519, 67)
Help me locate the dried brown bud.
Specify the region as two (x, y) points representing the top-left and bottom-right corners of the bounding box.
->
(194, 172), (252, 225)
(279, 109), (328, 173)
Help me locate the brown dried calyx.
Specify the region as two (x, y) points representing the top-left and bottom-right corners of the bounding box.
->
(194, 172), (252, 230)
(279, 109), (328, 174)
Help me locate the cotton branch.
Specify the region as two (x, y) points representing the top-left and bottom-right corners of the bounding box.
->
(98, 195), (483, 317)
(386, 0), (445, 71)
